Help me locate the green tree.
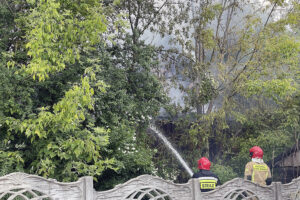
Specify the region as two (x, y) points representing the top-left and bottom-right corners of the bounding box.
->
(91, 1), (168, 188)
(0, 0), (168, 188)
(0, 0), (115, 181)
(152, 0), (299, 181)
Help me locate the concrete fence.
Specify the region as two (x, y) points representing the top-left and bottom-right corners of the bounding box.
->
(0, 172), (300, 200)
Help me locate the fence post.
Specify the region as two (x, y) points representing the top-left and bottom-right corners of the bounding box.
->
(192, 178), (201, 200)
(274, 182), (283, 200)
(83, 176), (94, 200)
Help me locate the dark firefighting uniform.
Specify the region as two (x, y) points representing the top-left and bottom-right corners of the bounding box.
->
(192, 169), (221, 192)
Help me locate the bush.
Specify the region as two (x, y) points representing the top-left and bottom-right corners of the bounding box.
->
(211, 164), (238, 184)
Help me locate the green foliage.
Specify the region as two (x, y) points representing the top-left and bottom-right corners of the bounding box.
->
(261, 35), (300, 69)
(0, 150), (24, 176)
(2, 72), (116, 181)
(95, 39), (166, 126)
(211, 164), (238, 184)
(92, 36), (167, 189)
(287, 1), (300, 28)
(0, 0), (299, 188)
(244, 79), (297, 101)
(149, 0), (300, 183)
(23, 0), (107, 81)
(0, 0), (168, 189)
(1, 0), (168, 188)
(0, 0), (117, 182)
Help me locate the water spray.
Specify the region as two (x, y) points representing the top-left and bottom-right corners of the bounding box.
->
(149, 124), (194, 177)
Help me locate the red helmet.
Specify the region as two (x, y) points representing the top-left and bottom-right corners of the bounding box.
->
(198, 157), (211, 170)
(249, 146), (263, 158)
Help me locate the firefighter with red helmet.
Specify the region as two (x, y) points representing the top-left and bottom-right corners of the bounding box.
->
(192, 157), (221, 192)
(244, 146), (272, 186)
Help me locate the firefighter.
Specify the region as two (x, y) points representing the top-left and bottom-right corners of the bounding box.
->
(192, 157), (221, 192)
(244, 146), (272, 186)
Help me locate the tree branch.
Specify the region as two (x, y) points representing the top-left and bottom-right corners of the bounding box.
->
(227, 2), (278, 99)
(139, 0), (169, 36)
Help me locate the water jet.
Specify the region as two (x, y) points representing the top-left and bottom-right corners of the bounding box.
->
(148, 124), (194, 177)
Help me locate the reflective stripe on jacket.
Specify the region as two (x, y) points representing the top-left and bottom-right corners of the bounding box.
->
(198, 177), (218, 190)
(192, 170), (221, 192)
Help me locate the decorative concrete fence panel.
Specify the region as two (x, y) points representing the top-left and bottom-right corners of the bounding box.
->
(0, 172), (93, 200)
(1, 172), (300, 200)
(282, 177), (300, 200)
(94, 174), (194, 200)
(95, 175), (300, 200)
(198, 178), (276, 200)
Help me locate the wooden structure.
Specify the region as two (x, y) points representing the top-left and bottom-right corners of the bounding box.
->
(269, 143), (300, 183)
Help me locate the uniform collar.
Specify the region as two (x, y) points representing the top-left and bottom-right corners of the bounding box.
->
(252, 158), (264, 163)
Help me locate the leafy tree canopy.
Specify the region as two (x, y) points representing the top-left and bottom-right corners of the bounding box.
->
(0, 0), (167, 188)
